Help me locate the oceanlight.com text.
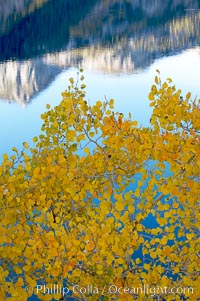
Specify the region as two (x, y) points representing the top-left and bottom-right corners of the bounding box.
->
(36, 283), (194, 297)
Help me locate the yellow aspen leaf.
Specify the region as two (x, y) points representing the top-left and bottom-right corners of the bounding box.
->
(32, 136), (38, 143)
(160, 237), (168, 245)
(186, 92), (191, 100)
(131, 239), (137, 246)
(12, 147), (18, 153)
(150, 101), (156, 107)
(15, 267), (22, 274)
(128, 205), (134, 213)
(155, 76), (159, 84)
(148, 92), (155, 100)
(23, 142), (29, 149)
(51, 223), (58, 230)
(89, 132), (95, 137)
(16, 277), (24, 287)
(81, 84), (86, 89)
(136, 258), (141, 264)
(167, 77), (172, 83)
(109, 98), (114, 106)
(150, 251), (157, 259)
(168, 233), (174, 240)
(26, 277), (37, 288)
(138, 236), (144, 244)
(50, 248), (59, 257)
(77, 134), (85, 141)
(164, 246), (171, 256)
(3, 153), (9, 161)
(116, 267), (124, 276)
(162, 82), (168, 89)
(143, 248), (148, 255)
(136, 224), (143, 232)
(132, 231), (138, 240)
(96, 100), (102, 107)
(144, 263), (150, 270)
(127, 248), (134, 255)
(55, 217), (61, 223)
(73, 269), (81, 277)
(51, 269), (60, 277)
(157, 265), (163, 273)
(100, 201), (109, 212)
(106, 110), (111, 115)
(116, 202), (124, 211)
(96, 269), (103, 275)
(117, 258), (124, 264)
(84, 147), (90, 155)
(53, 121), (58, 127)
(186, 233), (194, 240)
(134, 188), (140, 197)
(69, 77), (74, 84)
(107, 216), (114, 224)
(136, 213), (143, 222)
(164, 211), (171, 218)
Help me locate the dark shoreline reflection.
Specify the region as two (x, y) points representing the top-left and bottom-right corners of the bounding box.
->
(1, 0), (200, 62)
(0, 0), (200, 103)
(0, 0), (99, 61)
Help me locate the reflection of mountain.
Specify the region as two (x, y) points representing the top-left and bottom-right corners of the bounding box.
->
(0, 0), (50, 36)
(0, 0), (98, 61)
(0, 59), (62, 104)
(1, 0), (200, 61)
(0, 0), (200, 103)
(45, 5), (200, 73)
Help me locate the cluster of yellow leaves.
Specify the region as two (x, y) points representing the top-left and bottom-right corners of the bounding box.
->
(0, 71), (199, 301)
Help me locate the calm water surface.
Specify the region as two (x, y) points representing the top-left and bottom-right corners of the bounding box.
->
(0, 0), (200, 158)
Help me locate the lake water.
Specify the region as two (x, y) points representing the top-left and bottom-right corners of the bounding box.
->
(0, 0), (200, 159)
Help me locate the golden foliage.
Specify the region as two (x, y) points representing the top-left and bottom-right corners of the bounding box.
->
(0, 71), (199, 300)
